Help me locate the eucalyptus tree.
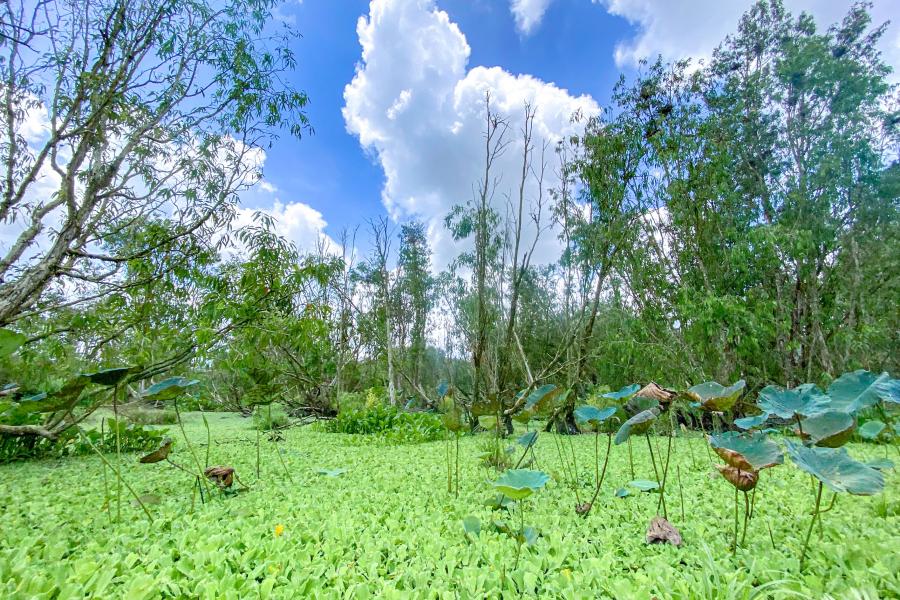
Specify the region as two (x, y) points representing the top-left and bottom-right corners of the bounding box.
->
(0, 0), (310, 327)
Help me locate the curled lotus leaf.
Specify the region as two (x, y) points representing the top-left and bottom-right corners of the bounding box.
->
(827, 370), (892, 414)
(490, 469), (549, 500)
(625, 395), (660, 415)
(471, 394), (502, 417)
(716, 465), (759, 491)
(866, 458), (894, 471)
(708, 431), (783, 471)
(786, 441), (884, 496)
(646, 516), (682, 546)
(204, 465), (235, 488)
(2, 376), (89, 419)
(798, 411), (855, 448)
(614, 408), (658, 445)
(602, 383), (641, 401)
(756, 384), (829, 419)
(686, 380), (745, 412)
(139, 438), (173, 464)
(634, 382), (678, 405)
(143, 377), (199, 401)
(517, 431), (538, 448)
(573, 405), (617, 429)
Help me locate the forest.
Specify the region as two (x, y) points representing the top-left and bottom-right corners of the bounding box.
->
(0, 0), (898, 598)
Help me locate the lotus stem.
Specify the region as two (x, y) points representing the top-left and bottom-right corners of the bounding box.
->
(446, 431), (452, 493)
(582, 432), (613, 517)
(628, 438), (635, 480)
(677, 462), (685, 522)
(799, 481), (824, 571)
(733, 486), (738, 555)
(455, 431), (460, 498)
(203, 414), (211, 469)
(594, 429), (599, 484)
(256, 406), (261, 480)
(174, 398), (212, 500)
(741, 491), (750, 546)
(656, 433), (672, 520)
(767, 518), (776, 550)
(77, 427), (153, 523)
(750, 485), (757, 521)
(113, 383), (122, 522)
(645, 434), (661, 500)
(100, 417), (111, 524)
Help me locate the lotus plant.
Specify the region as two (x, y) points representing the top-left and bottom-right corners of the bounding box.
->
(573, 405), (617, 516)
(489, 469), (550, 569)
(708, 431), (783, 551)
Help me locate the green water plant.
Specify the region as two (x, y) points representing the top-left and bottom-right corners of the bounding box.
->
(573, 405), (617, 516)
(489, 469), (550, 569)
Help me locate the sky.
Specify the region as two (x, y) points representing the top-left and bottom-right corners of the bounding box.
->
(185, 0), (900, 268)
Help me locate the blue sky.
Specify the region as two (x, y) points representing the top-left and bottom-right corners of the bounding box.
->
(239, 0), (899, 266)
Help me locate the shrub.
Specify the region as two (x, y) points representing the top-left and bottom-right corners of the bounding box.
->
(124, 407), (178, 425)
(323, 404), (445, 444)
(252, 403), (290, 431)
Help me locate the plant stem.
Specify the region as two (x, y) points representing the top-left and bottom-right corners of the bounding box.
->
(100, 417), (111, 524)
(514, 501), (525, 570)
(256, 406), (261, 480)
(677, 462), (685, 522)
(656, 433), (672, 520)
(733, 486), (738, 554)
(203, 414), (211, 469)
(455, 431), (460, 498)
(645, 434), (661, 492)
(77, 427), (153, 523)
(174, 398), (212, 499)
(741, 491), (750, 546)
(582, 433), (613, 517)
(113, 383), (122, 522)
(628, 437), (635, 479)
(767, 518), (776, 550)
(799, 481), (824, 571)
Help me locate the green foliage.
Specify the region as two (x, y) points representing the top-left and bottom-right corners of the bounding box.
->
(124, 408), (178, 426)
(708, 431), (784, 471)
(322, 404), (444, 444)
(252, 404), (290, 432)
(785, 441), (884, 496)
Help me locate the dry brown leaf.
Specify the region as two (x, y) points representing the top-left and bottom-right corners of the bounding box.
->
(715, 464), (759, 491)
(646, 516), (682, 546)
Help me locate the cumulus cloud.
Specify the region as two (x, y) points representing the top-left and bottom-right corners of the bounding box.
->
(232, 198), (340, 258)
(343, 0), (599, 270)
(595, 0), (900, 77)
(510, 0), (554, 35)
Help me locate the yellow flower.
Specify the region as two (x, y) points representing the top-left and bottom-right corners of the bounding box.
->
(274, 524), (284, 537)
(561, 568), (572, 580)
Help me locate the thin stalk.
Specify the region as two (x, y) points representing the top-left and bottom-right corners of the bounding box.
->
(741, 491), (750, 546)
(203, 414), (211, 469)
(767, 518), (776, 550)
(100, 417), (111, 524)
(581, 432), (613, 517)
(77, 428), (153, 522)
(645, 434), (661, 490)
(446, 431), (452, 494)
(173, 398), (212, 499)
(628, 438), (635, 479)
(113, 383), (122, 522)
(687, 432), (698, 469)
(677, 463), (685, 522)
(750, 485), (757, 521)
(656, 434), (672, 519)
(514, 502), (525, 570)
(455, 431), (460, 498)
(256, 406), (261, 479)
(732, 486), (738, 554)
(799, 481), (824, 571)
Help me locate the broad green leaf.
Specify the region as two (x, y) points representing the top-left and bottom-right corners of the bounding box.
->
(873, 377), (899, 404)
(517, 431), (538, 448)
(756, 384), (829, 419)
(0, 328), (27, 359)
(520, 526), (539, 546)
(2, 376), (89, 419)
(734, 412), (770, 430)
(827, 370), (891, 414)
(87, 367), (135, 386)
(143, 377), (199, 401)
(462, 515), (480, 538)
(800, 411), (855, 448)
(574, 405), (617, 428)
(614, 408), (658, 445)
(686, 380), (745, 412)
(858, 420), (886, 440)
(785, 441), (884, 496)
(625, 395), (660, 415)
(708, 431), (783, 471)
(602, 384), (640, 401)
(471, 394), (502, 417)
(614, 487), (631, 498)
(523, 384), (559, 413)
(484, 494), (515, 510)
(490, 469), (549, 500)
(629, 479), (659, 492)
(867, 458), (894, 471)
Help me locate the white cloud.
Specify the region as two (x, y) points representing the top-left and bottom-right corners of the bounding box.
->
(510, 0), (554, 35)
(232, 199), (340, 257)
(595, 0), (900, 78)
(343, 0), (599, 270)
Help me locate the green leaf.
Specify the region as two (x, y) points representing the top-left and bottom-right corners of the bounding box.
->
(858, 420), (887, 440)
(602, 384), (640, 401)
(734, 412), (770, 430)
(2, 376), (89, 419)
(315, 468), (347, 477)
(708, 431), (783, 471)
(756, 384), (829, 419)
(800, 411), (856, 448)
(873, 377), (899, 405)
(785, 441), (884, 496)
(629, 479), (659, 492)
(517, 431), (538, 448)
(484, 494), (515, 511)
(143, 377), (199, 401)
(686, 380), (745, 411)
(523, 384), (559, 413)
(625, 395), (659, 415)
(0, 328), (27, 359)
(87, 367), (135, 386)
(827, 370), (891, 414)
(614, 487), (631, 498)
(520, 526), (539, 546)
(866, 458), (894, 471)
(574, 405), (617, 428)
(489, 469), (549, 500)
(462, 515), (480, 538)
(614, 408), (658, 445)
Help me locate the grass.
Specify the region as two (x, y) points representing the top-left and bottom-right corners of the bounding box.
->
(0, 412), (897, 599)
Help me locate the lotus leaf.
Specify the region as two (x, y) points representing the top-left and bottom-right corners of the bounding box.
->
(785, 441), (884, 495)
(734, 412), (770, 430)
(523, 384), (559, 413)
(715, 465), (759, 491)
(756, 384), (829, 419)
(867, 458), (894, 471)
(614, 408), (658, 445)
(629, 479), (659, 492)
(490, 469), (549, 500)
(87, 367), (135, 386)
(873, 377), (899, 404)
(799, 411), (855, 448)
(139, 438), (173, 464)
(708, 431), (783, 471)
(602, 383), (640, 401)
(573, 405), (616, 429)
(517, 431), (538, 448)
(686, 379), (745, 411)
(827, 370), (891, 414)
(143, 377), (200, 401)
(858, 420), (886, 440)
(462, 515), (480, 538)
